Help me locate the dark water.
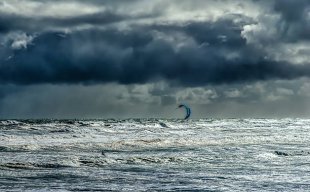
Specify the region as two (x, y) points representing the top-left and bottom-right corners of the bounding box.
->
(1, 119), (310, 191)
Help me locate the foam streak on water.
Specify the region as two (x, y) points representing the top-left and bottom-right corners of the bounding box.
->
(0, 119), (310, 191)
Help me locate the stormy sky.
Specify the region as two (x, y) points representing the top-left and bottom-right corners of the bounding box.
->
(0, 0), (309, 118)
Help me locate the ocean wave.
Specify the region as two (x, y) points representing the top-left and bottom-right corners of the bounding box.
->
(274, 150), (310, 157)
(0, 145), (40, 152)
(0, 162), (73, 170)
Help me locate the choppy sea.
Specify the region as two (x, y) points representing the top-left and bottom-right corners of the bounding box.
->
(0, 119), (310, 191)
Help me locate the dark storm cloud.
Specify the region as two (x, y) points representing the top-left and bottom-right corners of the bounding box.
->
(151, 17), (248, 48)
(274, 0), (309, 22)
(0, 0), (309, 87)
(1, 20), (310, 86)
(273, 0), (310, 41)
(0, 12), (135, 33)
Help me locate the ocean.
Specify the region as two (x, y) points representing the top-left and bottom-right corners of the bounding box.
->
(0, 119), (310, 191)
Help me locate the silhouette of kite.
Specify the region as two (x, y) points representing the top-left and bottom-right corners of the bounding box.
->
(178, 104), (191, 120)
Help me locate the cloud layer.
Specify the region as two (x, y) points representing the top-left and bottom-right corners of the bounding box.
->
(0, 0), (309, 86)
(0, 0), (310, 118)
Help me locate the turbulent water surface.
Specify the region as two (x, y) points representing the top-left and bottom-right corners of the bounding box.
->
(0, 119), (310, 191)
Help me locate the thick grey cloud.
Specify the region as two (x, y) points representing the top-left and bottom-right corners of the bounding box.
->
(274, 0), (309, 22)
(0, 25), (310, 86)
(0, 12), (128, 33)
(0, 0), (309, 86)
(273, 0), (310, 41)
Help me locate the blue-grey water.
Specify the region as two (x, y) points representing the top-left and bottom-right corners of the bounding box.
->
(1, 119), (310, 191)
